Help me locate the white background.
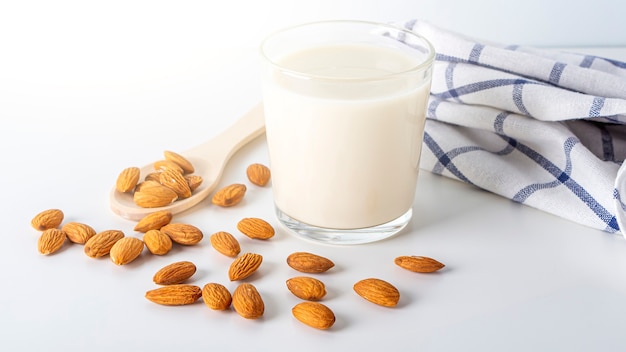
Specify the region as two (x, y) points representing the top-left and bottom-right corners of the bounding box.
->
(2, 1), (626, 352)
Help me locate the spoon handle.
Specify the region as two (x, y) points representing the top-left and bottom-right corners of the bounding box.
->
(185, 103), (265, 161)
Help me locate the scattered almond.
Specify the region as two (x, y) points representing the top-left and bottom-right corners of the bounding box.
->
(109, 237), (144, 265)
(232, 283), (264, 319)
(286, 276), (327, 301)
(37, 228), (66, 255)
(287, 252), (335, 273)
(115, 167), (140, 193)
(228, 252), (263, 281)
(61, 222), (96, 244)
(246, 163), (271, 186)
(394, 255), (445, 273)
(145, 284), (202, 306)
(292, 302), (335, 330)
(237, 217), (275, 240)
(134, 210), (173, 233)
(212, 183), (246, 207)
(31, 209), (64, 231)
(153, 261), (197, 285)
(163, 150), (195, 174)
(202, 283), (232, 310)
(160, 223), (203, 245)
(142, 229), (173, 255)
(133, 183), (178, 208)
(159, 168), (192, 199)
(353, 278), (400, 307)
(84, 230), (125, 258)
(210, 231), (241, 257)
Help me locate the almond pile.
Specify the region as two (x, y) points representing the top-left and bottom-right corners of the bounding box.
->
(31, 159), (447, 331)
(115, 150), (203, 208)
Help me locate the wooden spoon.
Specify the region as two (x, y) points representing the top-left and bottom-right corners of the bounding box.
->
(110, 103), (265, 220)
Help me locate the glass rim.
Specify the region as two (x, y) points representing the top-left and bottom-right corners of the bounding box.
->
(259, 20), (436, 82)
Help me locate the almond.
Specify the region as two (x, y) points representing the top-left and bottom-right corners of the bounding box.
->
(292, 302), (335, 330)
(134, 210), (173, 233)
(246, 163), (271, 186)
(202, 283), (232, 310)
(210, 231), (241, 257)
(185, 175), (203, 192)
(109, 237), (144, 265)
(232, 283), (264, 319)
(144, 172), (162, 183)
(145, 284), (202, 306)
(153, 159), (184, 174)
(394, 255), (445, 273)
(142, 229), (173, 255)
(31, 209), (64, 231)
(286, 276), (327, 301)
(153, 261), (197, 285)
(159, 168), (192, 199)
(37, 228), (66, 255)
(115, 167), (140, 193)
(160, 223), (203, 245)
(212, 183), (246, 207)
(84, 230), (125, 258)
(134, 180), (161, 192)
(133, 184), (178, 208)
(164, 150), (195, 174)
(353, 278), (400, 307)
(61, 222), (96, 244)
(286, 252), (334, 273)
(237, 217), (275, 240)
(228, 252), (263, 281)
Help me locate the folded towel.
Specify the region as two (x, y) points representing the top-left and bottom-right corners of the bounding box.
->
(403, 20), (626, 235)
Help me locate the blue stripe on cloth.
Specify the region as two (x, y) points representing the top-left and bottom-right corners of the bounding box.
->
(580, 55), (595, 68)
(432, 78), (543, 101)
(595, 122), (616, 162)
(445, 63), (463, 102)
(493, 111), (510, 134)
(512, 82), (530, 115)
(589, 97), (605, 117)
(548, 62), (566, 84)
(614, 189), (626, 211)
(604, 57), (626, 69)
(469, 44), (485, 63)
(423, 132), (474, 184)
(502, 135), (620, 232)
(427, 98), (442, 119)
(583, 121), (617, 162)
(493, 112), (518, 155)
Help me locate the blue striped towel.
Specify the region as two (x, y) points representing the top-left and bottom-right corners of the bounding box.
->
(404, 20), (626, 235)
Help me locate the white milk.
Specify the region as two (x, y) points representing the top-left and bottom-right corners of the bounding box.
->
(263, 44), (431, 229)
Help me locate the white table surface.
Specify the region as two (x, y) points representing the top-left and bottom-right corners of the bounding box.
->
(2, 44), (626, 351)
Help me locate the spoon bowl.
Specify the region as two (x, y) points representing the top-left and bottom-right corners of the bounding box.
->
(110, 104), (265, 220)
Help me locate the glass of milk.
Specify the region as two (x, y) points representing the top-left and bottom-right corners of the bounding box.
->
(260, 20), (434, 244)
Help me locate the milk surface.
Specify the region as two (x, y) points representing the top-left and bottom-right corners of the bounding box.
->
(263, 44), (430, 229)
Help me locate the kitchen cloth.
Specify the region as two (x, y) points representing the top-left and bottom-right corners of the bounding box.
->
(402, 20), (626, 235)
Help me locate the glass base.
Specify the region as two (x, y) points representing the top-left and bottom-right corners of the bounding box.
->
(275, 206), (412, 245)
